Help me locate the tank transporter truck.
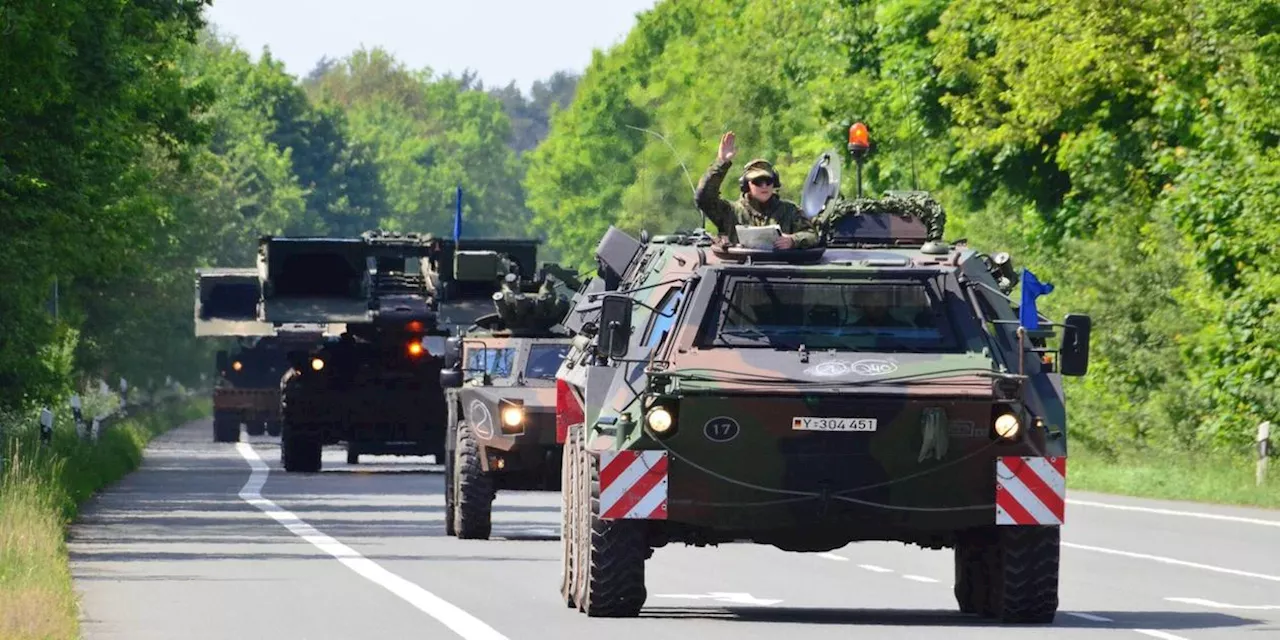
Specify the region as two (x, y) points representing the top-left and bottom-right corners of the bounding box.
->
(194, 268), (341, 443)
(553, 124), (1093, 622)
(435, 249), (582, 539)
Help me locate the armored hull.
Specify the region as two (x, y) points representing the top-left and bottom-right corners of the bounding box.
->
(555, 183), (1089, 622)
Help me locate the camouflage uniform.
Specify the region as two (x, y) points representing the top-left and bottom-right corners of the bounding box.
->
(694, 158), (818, 248)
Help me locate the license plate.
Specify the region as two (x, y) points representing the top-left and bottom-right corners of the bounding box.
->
(792, 417), (878, 432)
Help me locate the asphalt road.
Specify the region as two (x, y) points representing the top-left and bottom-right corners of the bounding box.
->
(70, 417), (1280, 640)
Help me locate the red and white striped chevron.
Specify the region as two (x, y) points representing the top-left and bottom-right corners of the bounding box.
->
(599, 450), (668, 520)
(995, 456), (1067, 526)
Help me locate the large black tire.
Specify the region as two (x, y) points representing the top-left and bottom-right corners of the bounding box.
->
(993, 527), (1060, 623)
(282, 431), (322, 473)
(245, 420), (267, 437)
(574, 433), (648, 617)
(452, 422), (493, 540)
(266, 420), (282, 437)
(213, 412), (239, 443)
(444, 437), (457, 537)
(560, 427), (579, 607)
(954, 529), (998, 616)
(346, 448), (360, 465)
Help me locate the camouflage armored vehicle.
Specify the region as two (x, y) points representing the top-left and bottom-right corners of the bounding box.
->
(195, 268), (340, 442)
(438, 256), (581, 539)
(554, 126), (1092, 622)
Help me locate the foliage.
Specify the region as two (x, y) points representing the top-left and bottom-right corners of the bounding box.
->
(526, 0), (1280, 453)
(303, 48), (533, 238)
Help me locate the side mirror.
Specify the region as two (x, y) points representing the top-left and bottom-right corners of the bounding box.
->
(216, 350), (229, 374)
(444, 336), (462, 369)
(597, 295), (633, 359)
(1059, 313), (1092, 376)
(440, 369), (463, 389)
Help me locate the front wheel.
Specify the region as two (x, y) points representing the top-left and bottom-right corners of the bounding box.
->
(452, 422), (493, 540)
(955, 526), (1060, 624)
(213, 412), (239, 443)
(573, 432), (647, 617)
(281, 431), (322, 473)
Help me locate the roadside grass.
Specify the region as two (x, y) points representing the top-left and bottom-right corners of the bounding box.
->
(1069, 446), (1280, 510)
(0, 394), (209, 640)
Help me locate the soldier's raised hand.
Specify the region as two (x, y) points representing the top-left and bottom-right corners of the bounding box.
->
(718, 131), (736, 163)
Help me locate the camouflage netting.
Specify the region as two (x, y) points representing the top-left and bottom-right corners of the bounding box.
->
(815, 192), (948, 241)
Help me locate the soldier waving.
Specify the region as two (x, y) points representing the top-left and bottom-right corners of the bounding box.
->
(694, 131), (818, 249)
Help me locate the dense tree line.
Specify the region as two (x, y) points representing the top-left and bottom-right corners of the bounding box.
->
(525, 0), (1280, 454)
(0, 3), (562, 411)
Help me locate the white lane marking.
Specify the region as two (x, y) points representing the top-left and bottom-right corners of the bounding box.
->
(235, 443), (508, 640)
(903, 575), (939, 583)
(1066, 612), (1114, 623)
(1166, 597), (1280, 610)
(818, 553), (848, 562)
(858, 564), (893, 573)
(653, 592), (783, 606)
(1064, 542), (1280, 583)
(1135, 630), (1189, 640)
(1068, 499), (1280, 528)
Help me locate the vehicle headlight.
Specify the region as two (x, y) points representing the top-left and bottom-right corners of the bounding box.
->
(310, 357), (325, 372)
(994, 413), (1021, 439)
(232, 361), (243, 372)
(646, 407), (673, 433)
(501, 406), (524, 428)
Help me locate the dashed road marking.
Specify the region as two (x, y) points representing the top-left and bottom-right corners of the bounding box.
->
(858, 564), (894, 573)
(1134, 630), (1189, 640)
(1064, 542), (1280, 583)
(1068, 499), (1280, 528)
(235, 443), (508, 640)
(1166, 597), (1280, 611)
(903, 575), (939, 584)
(1067, 612), (1114, 623)
(818, 553), (848, 562)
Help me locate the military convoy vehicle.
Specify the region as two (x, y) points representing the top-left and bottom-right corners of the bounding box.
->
(256, 231), (460, 472)
(195, 268), (339, 442)
(554, 125), (1092, 622)
(438, 255), (581, 539)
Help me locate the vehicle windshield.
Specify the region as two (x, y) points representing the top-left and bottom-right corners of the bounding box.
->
(709, 278), (961, 352)
(466, 347), (515, 377)
(524, 344), (570, 379)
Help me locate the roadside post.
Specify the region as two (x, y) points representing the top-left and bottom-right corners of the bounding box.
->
(71, 394), (85, 440)
(39, 408), (54, 446)
(1258, 421), (1271, 487)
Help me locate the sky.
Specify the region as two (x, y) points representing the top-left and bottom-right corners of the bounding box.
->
(203, 0), (660, 92)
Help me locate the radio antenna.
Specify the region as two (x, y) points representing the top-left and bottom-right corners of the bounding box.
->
(624, 124), (705, 232)
(898, 74), (920, 191)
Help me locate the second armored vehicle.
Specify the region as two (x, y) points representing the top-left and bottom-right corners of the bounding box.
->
(438, 254), (580, 539)
(554, 131), (1092, 622)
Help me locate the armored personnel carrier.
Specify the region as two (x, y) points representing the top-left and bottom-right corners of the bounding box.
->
(438, 256), (581, 539)
(195, 268), (340, 442)
(554, 125), (1092, 622)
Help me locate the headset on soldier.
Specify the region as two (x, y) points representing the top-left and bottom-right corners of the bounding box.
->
(738, 159), (782, 194)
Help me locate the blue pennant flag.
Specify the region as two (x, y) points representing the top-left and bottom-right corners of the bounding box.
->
(1019, 268), (1054, 330)
(452, 185), (463, 244)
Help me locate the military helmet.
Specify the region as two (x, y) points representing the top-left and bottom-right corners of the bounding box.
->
(739, 158), (781, 192)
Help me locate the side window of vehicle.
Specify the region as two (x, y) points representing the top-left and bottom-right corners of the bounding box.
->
(642, 287), (685, 349)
